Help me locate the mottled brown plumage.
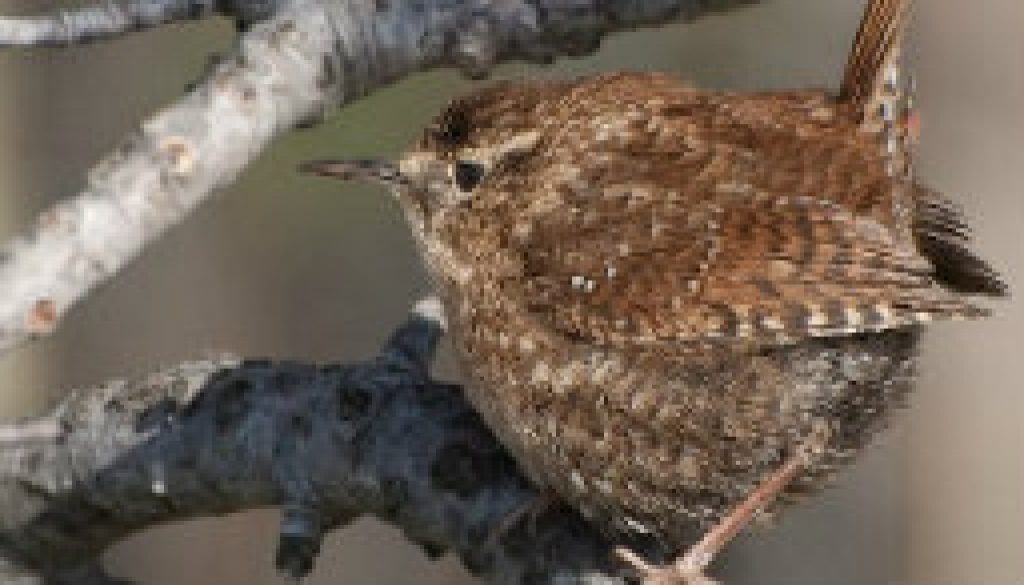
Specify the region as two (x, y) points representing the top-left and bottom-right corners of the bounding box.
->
(303, 0), (1005, 579)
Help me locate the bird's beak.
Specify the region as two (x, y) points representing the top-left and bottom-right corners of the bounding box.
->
(298, 158), (408, 190)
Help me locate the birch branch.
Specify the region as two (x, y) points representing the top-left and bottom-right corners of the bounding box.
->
(0, 0), (755, 357)
(0, 300), (638, 585)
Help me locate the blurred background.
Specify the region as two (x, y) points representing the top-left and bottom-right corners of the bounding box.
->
(0, 0), (1020, 583)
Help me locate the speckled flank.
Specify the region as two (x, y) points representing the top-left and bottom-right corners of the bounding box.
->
(391, 71), (1005, 549)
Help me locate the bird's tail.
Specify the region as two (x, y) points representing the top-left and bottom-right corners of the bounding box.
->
(842, 1), (1009, 299)
(841, 0), (916, 244)
(840, 0), (913, 111)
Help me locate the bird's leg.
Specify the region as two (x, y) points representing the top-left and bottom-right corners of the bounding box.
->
(616, 444), (816, 585)
(485, 489), (558, 548)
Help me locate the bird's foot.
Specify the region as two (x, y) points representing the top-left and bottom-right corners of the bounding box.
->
(615, 545), (719, 585)
(485, 490), (557, 548)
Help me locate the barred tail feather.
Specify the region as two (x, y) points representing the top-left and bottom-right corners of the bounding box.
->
(840, 0), (913, 110)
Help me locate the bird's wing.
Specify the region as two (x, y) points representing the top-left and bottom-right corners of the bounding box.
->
(489, 77), (998, 350)
(514, 183), (988, 349)
(912, 185), (1008, 297)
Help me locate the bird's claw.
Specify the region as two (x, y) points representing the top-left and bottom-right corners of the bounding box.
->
(615, 546), (720, 585)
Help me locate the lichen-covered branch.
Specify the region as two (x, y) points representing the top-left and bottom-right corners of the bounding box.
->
(0, 0), (754, 356)
(0, 300), (637, 584)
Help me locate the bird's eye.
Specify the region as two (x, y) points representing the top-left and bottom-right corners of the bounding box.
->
(454, 160), (486, 192)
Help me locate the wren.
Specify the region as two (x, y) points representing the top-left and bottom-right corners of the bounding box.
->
(302, 0), (1006, 581)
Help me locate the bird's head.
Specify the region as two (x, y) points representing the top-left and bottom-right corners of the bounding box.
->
(299, 80), (555, 229)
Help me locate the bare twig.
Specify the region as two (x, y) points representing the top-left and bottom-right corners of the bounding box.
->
(0, 300), (632, 584)
(0, 0), (225, 47)
(0, 419), (63, 444)
(0, 0), (754, 357)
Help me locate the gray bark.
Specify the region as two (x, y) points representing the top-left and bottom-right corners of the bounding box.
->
(0, 301), (639, 584)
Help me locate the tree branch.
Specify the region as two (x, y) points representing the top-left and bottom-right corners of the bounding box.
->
(0, 0), (228, 48)
(0, 0), (755, 357)
(0, 299), (637, 584)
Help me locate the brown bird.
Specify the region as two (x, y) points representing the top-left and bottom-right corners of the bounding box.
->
(302, 0), (1006, 581)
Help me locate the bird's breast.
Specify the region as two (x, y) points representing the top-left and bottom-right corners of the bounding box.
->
(440, 280), (920, 546)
